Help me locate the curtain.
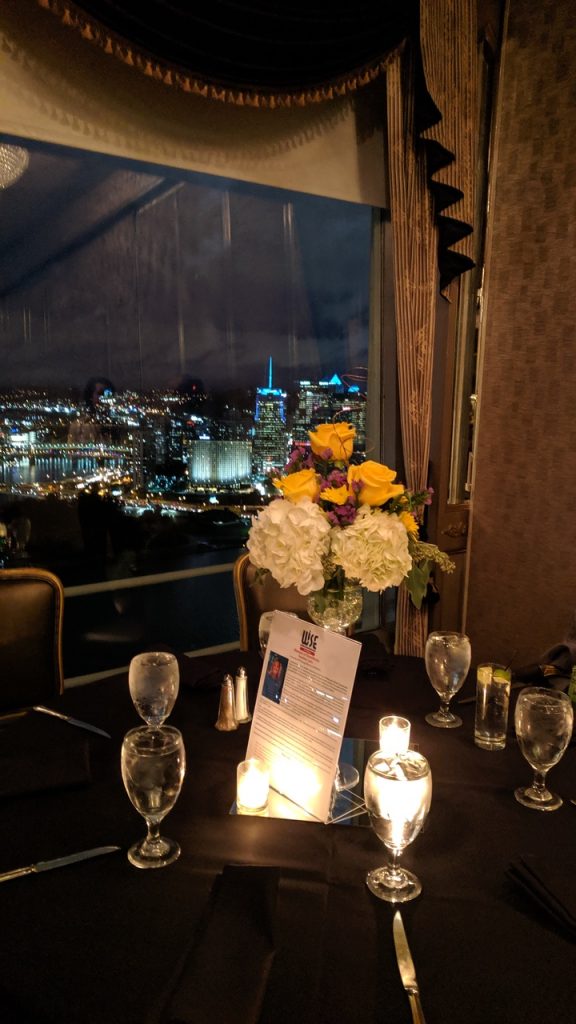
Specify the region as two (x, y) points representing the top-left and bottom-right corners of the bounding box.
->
(388, 0), (476, 655)
(386, 45), (437, 657)
(35, 0), (416, 105)
(418, 0), (477, 290)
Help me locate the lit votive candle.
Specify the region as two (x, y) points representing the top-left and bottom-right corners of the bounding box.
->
(237, 758), (270, 814)
(378, 716), (411, 756)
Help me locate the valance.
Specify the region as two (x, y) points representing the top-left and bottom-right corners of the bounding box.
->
(36, 0), (476, 288)
(36, 0), (417, 107)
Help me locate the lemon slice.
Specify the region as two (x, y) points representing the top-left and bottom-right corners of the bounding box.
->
(477, 665), (493, 686)
(493, 667), (511, 684)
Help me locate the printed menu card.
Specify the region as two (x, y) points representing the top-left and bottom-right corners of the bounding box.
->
(245, 610), (361, 822)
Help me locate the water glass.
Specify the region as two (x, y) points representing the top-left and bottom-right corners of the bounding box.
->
(425, 631), (471, 728)
(514, 687), (573, 811)
(364, 749), (432, 903)
(121, 725), (186, 868)
(474, 664), (512, 750)
(129, 651), (179, 728)
(258, 611), (275, 658)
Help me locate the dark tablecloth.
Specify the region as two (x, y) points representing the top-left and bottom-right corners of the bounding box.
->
(1, 648), (575, 1024)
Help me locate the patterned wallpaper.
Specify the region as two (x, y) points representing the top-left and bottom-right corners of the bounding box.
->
(465, 0), (576, 666)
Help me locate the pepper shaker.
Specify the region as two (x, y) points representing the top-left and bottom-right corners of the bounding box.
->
(235, 666), (252, 723)
(215, 674), (238, 731)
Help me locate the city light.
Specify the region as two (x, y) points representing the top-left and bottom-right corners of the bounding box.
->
(0, 376), (366, 529)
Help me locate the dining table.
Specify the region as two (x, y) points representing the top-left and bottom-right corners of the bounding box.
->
(1, 637), (575, 1024)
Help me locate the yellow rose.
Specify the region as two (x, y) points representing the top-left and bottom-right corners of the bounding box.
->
(399, 510), (419, 535)
(320, 484), (350, 506)
(273, 468), (321, 503)
(308, 422), (356, 462)
(347, 461), (405, 506)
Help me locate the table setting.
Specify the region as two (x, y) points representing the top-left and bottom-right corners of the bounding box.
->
(0, 631), (575, 1024)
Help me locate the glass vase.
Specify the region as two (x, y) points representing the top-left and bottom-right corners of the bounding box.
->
(307, 580), (363, 634)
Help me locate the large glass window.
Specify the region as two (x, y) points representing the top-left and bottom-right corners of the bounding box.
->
(0, 138), (377, 680)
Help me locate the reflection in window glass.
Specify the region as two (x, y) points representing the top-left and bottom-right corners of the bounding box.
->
(0, 140), (374, 676)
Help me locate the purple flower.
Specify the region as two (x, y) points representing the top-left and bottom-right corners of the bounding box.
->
(328, 501), (359, 527)
(327, 469), (347, 487)
(424, 487), (434, 505)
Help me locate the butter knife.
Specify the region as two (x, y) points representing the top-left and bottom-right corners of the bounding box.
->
(33, 705), (111, 739)
(393, 911), (427, 1024)
(0, 845), (121, 883)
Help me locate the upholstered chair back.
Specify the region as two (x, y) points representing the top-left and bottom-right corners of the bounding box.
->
(232, 552), (310, 652)
(0, 568), (64, 710)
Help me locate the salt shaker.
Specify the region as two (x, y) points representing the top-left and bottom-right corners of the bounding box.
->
(215, 674), (238, 731)
(235, 666), (252, 723)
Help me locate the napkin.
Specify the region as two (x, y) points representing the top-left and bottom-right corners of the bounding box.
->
(0, 713), (91, 799)
(164, 865), (279, 1024)
(507, 854), (576, 939)
(177, 652), (253, 690)
(356, 631), (392, 676)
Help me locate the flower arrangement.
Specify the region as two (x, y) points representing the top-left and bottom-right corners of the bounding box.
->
(247, 422), (454, 611)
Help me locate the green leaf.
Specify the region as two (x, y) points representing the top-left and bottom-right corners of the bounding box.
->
(405, 560), (432, 610)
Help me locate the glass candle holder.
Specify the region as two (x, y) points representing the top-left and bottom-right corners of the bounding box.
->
(236, 758), (270, 814)
(378, 716), (411, 756)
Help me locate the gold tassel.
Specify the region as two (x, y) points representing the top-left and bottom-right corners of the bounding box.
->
(35, 0), (399, 109)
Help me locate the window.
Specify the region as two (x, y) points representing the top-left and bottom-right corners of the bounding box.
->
(0, 138), (379, 680)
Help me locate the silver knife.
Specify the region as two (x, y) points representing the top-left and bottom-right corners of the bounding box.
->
(0, 845), (121, 883)
(393, 910), (427, 1024)
(33, 705), (111, 739)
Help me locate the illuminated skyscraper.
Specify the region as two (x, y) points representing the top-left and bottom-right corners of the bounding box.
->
(292, 374), (366, 451)
(252, 358), (288, 475)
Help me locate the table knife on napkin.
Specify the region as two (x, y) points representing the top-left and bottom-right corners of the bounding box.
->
(0, 845), (121, 883)
(32, 705), (111, 739)
(393, 911), (427, 1024)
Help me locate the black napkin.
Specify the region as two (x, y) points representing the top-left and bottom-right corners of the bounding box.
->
(164, 865), (279, 1024)
(514, 638), (576, 686)
(356, 631), (392, 676)
(178, 654), (245, 690)
(0, 712), (91, 799)
(507, 854), (576, 939)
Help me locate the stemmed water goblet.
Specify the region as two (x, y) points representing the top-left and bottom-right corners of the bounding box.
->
(129, 651), (179, 728)
(364, 749), (432, 903)
(121, 725), (186, 868)
(258, 610), (299, 658)
(514, 687), (573, 811)
(258, 611), (275, 658)
(425, 630), (471, 728)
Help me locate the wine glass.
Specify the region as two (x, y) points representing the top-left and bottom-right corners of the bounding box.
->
(424, 630), (471, 728)
(514, 687), (573, 811)
(129, 651), (179, 728)
(364, 749), (432, 903)
(258, 610), (299, 656)
(121, 725), (186, 868)
(258, 611), (275, 658)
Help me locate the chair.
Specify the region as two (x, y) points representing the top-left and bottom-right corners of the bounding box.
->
(233, 552), (310, 652)
(0, 567), (65, 710)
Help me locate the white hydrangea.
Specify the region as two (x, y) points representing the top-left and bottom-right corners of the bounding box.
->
(330, 506), (412, 592)
(247, 498), (331, 595)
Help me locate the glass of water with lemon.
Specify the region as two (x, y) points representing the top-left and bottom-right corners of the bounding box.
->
(474, 663), (512, 749)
